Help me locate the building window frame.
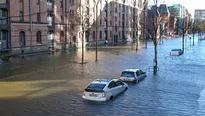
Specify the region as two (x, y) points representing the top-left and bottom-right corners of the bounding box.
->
(36, 31), (42, 44)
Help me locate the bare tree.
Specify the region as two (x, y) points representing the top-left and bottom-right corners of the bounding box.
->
(74, 2), (93, 64)
(147, 0), (162, 74)
(178, 17), (192, 51)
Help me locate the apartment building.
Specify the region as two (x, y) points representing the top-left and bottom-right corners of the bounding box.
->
(68, 0), (146, 47)
(194, 9), (205, 20)
(0, 0), (146, 56)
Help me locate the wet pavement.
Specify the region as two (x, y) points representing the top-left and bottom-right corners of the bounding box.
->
(1, 35), (205, 116)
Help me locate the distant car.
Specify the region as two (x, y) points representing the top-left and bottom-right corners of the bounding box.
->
(119, 69), (146, 83)
(82, 79), (128, 102)
(170, 49), (183, 56)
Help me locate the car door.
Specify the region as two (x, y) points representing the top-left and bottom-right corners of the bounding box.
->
(115, 81), (125, 94)
(135, 71), (141, 81)
(139, 70), (146, 79)
(107, 81), (119, 97)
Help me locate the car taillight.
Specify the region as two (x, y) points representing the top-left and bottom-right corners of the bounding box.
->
(102, 92), (106, 97)
(134, 77), (136, 81)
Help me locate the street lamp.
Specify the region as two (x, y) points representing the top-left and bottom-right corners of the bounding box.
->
(94, 0), (101, 62)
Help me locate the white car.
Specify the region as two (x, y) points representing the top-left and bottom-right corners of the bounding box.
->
(82, 79), (128, 102)
(119, 69), (146, 83)
(170, 49), (183, 56)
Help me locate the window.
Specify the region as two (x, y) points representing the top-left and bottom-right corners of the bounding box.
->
(47, 14), (53, 26)
(0, 9), (8, 24)
(86, 7), (89, 15)
(115, 16), (117, 22)
(70, 0), (74, 5)
(37, 0), (40, 5)
(70, 10), (74, 17)
(86, 31), (89, 42)
(93, 31), (95, 40)
(110, 20), (112, 26)
(108, 81), (116, 88)
(115, 7), (117, 13)
(19, 11), (24, 21)
(2, 31), (8, 40)
(136, 71), (140, 76)
(110, 32), (112, 37)
(86, 84), (106, 91)
(37, 12), (41, 23)
(86, 0), (89, 4)
(60, 31), (64, 42)
(100, 31), (102, 40)
(47, 0), (53, 10)
(60, 0), (63, 8)
(121, 71), (135, 77)
(115, 81), (124, 86)
(60, 15), (64, 23)
(36, 31), (42, 44)
(19, 31), (25, 47)
(71, 23), (75, 30)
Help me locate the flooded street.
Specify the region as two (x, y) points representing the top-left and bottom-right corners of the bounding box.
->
(1, 37), (205, 116)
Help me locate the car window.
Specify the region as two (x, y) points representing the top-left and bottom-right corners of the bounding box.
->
(139, 70), (144, 74)
(108, 81), (116, 88)
(116, 81), (124, 86)
(87, 84), (106, 90)
(121, 71), (135, 77)
(136, 71), (140, 76)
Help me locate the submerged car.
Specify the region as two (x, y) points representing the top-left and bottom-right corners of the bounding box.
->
(82, 79), (128, 102)
(119, 69), (146, 83)
(170, 49), (183, 56)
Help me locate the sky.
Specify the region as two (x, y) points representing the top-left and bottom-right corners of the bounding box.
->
(149, 0), (205, 17)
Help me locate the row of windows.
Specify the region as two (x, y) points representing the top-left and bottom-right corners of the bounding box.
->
(19, 31), (42, 47)
(86, 30), (135, 41)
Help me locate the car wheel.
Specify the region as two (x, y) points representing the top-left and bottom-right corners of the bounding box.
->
(109, 96), (113, 100)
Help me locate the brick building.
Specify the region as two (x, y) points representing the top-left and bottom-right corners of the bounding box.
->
(0, 0), (146, 56)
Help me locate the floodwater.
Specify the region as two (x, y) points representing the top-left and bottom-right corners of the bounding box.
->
(0, 36), (205, 116)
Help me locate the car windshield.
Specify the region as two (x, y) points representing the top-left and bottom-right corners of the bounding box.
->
(121, 71), (135, 77)
(86, 84), (106, 90)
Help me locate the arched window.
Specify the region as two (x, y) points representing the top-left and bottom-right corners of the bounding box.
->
(19, 31), (25, 47)
(37, 31), (42, 44)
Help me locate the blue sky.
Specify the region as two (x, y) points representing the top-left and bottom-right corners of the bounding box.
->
(149, 0), (205, 17)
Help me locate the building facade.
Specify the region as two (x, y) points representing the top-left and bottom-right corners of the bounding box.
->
(0, 0), (146, 56)
(194, 9), (205, 20)
(68, 0), (146, 47)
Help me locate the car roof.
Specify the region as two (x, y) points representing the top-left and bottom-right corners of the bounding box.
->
(91, 79), (115, 84)
(123, 68), (140, 72)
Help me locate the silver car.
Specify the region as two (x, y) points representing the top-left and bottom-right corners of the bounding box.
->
(119, 69), (146, 83)
(82, 79), (128, 102)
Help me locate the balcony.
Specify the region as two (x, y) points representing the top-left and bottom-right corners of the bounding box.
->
(0, 0), (8, 9)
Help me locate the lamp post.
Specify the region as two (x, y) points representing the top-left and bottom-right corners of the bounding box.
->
(94, 0), (100, 62)
(29, 0), (32, 53)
